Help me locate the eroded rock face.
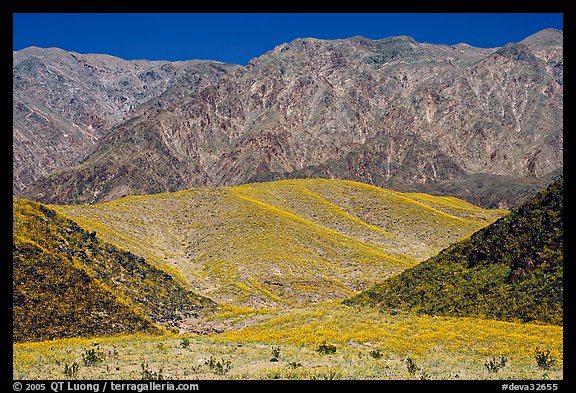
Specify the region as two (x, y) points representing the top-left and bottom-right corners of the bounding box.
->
(13, 46), (240, 193)
(18, 29), (563, 208)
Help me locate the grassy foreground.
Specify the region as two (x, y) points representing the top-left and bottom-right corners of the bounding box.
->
(13, 303), (562, 380)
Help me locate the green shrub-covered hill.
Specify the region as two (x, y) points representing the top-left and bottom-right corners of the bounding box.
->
(13, 199), (216, 342)
(346, 176), (563, 325)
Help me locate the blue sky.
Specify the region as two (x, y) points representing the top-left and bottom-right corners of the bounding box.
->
(13, 13), (563, 65)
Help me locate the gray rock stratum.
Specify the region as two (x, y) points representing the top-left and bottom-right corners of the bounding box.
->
(17, 29), (562, 208)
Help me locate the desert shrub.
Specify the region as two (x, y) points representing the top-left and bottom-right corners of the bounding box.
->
(63, 362), (79, 378)
(316, 341), (337, 355)
(271, 345), (281, 358)
(204, 356), (232, 375)
(180, 337), (190, 349)
(287, 361), (302, 369)
(140, 363), (163, 380)
(405, 357), (420, 376)
(82, 346), (105, 366)
(484, 356), (508, 373)
(420, 371), (431, 380)
(369, 349), (384, 359)
(535, 348), (556, 370)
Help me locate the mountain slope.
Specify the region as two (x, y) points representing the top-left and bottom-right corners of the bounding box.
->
(13, 198), (216, 342)
(20, 29), (562, 208)
(345, 176), (563, 325)
(13, 46), (239, 193)
(52, 179), (507, 308)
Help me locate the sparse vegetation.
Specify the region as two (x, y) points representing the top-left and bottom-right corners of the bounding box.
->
(316, 341), (337, 355)
(63, 362), (79, 378)
(53, 179), (506, 308)
(405, 357), (420, 376)
(13, 198), (215, 342)
(11, 180), (562, 381)
(13, 314), (563, 380)
(140, 363), (164, 380)
(535, 348), (556, 370)
(484, 356), (508, 373)
(81, 346), (105, 366)
(405, 357), (432, 379)
(310, 368), (340, 380)
(204, 356), (232, 375)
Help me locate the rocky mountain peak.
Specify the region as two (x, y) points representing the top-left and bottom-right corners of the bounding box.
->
(520, 28), (562, 47)
(519, 28), (563, 64)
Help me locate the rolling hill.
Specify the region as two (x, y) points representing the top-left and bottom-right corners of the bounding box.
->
(345, 176), (563, 325)
(52, 179), (507, 309)
(13, 199), (216, 342)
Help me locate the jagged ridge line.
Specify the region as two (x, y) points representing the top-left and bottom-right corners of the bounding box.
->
(229, 189), (410, 266)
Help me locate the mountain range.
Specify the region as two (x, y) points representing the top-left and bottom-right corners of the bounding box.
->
(13, 46), (239, 194)
(15, 29), (563, 209)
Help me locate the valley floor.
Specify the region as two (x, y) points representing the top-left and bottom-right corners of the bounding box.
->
(13, 303), (562, 380)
